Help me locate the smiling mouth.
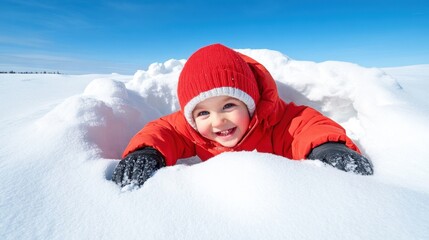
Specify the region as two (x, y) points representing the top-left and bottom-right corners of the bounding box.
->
(216, 127), (236, 137)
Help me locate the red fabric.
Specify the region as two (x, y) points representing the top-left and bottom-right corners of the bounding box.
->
(177, 44), (260, 114)
(177, 44), (261, 129)
(122, 48), (360, 166)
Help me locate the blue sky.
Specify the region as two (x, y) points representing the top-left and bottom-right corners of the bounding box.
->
(0, 0), (428, 74)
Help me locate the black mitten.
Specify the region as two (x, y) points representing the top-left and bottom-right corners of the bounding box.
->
(112, 147), (165, 187)
(308, 142), (374, 175)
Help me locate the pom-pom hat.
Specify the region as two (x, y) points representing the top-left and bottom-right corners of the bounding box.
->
(178, 44), (261, 129)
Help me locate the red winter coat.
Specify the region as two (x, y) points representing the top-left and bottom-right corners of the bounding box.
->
(123, 54), (360, 166)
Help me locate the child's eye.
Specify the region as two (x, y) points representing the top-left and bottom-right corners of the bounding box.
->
(223, 103), (236, 110)
(196, 111), (209, 117)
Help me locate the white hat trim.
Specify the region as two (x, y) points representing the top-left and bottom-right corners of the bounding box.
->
(184, 87), (256, 130)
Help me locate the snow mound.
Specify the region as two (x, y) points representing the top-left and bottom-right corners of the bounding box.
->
(126, 59), (185, 115)
(142, 152), (428, 240)
(1, 49), (429, 239)
(239, 49), (429, 192)
(31, 77), (156, 159)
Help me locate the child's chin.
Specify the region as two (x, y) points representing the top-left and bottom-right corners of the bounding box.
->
(217, 140), (239, 148)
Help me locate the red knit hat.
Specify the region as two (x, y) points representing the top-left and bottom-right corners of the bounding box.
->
(178, 43), (260, 129)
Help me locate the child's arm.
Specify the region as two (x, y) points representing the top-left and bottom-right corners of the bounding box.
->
(122, 112), (196, 165)
(308, 142), (373, 175)
(112, 111), (195, 188)
(281, 104), (359, 158)
(279, 103), (373, 175)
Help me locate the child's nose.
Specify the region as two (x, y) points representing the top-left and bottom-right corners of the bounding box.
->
(212, 113), (226, 127)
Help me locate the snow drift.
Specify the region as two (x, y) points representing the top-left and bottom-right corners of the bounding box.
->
(1, 49), (428, 239)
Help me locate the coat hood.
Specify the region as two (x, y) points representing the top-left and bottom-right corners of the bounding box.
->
(183, 51), (283, 147)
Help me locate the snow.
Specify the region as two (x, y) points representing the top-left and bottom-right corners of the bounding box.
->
(1, 49), (429, 239)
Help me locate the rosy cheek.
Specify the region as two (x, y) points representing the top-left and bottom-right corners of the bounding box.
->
(196, 121), (212, 138)
(201, 128), (212, 137)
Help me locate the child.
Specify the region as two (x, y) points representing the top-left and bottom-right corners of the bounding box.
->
(112, 44), (373, 187)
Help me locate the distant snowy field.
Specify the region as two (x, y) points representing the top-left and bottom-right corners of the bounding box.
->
(1, 49), (428, 239)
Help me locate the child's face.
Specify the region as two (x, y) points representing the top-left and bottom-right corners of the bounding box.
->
(192, 96), (250, 148)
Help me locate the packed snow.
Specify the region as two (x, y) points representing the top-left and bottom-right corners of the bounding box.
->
(1, 49), (429, 239)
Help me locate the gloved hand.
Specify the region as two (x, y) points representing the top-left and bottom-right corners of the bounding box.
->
(112, 147), (165, 187)
(308, 142), (374, 175)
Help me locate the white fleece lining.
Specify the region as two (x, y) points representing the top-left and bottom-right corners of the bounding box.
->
(184, 87), (256, 130)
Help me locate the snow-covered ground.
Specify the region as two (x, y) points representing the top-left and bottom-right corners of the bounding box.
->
(1, 49), (428, 239)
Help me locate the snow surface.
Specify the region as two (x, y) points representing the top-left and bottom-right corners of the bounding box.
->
(1, 50), (429, 239)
